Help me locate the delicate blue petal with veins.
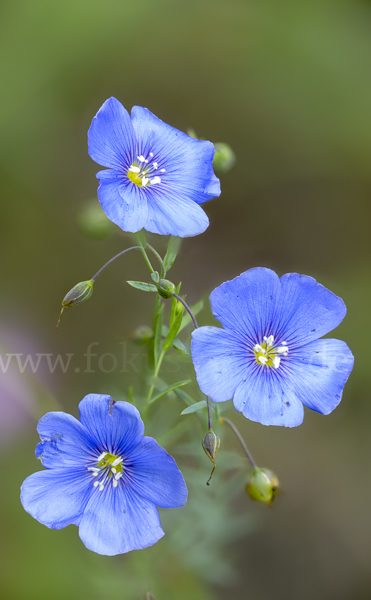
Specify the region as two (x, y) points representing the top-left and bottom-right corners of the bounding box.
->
(79, 484), (164, 556)
(289, 338), (354, 414)
(191, 268), (353, 427)
(88, 97), (220, 237)
(191, 327), (248, 402)
(21, 468), (91, 529)
(78, 394), (144, 455)
(35, 412), (97, 468)
(21, 395), (187, 554)
(127, 437), (188, 509)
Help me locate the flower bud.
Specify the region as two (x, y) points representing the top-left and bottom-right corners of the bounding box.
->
(131, 325), (153, 345)
(202, 430), (220, 486)
(56, 280), (94, 330)
(213, 142), (236, 175)
(157, 278), (176, 299)
(246, 467), (279, 505)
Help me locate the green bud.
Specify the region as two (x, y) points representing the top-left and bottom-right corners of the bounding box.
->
(157, 278), (176, 299)
(131, 325), (153, 345)
(202, 430), (220, 486)
(77, 201), (115, 240)
(56, 280), (94, 330)
(246, 467), (279, 505)
(213, 142), (236, 175)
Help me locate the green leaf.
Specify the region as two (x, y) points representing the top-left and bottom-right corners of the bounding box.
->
(181, 400), (207, 415)
(163, 309), (184, 352)
(149, 380), (191, 404)
(173, 337), (189, 354)
(179, 299), (204, 331)
(153, 303), (164, 366)
(164, 236), (181, 273)
(127, 281), (157, 292)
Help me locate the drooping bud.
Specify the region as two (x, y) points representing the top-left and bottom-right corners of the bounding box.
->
(157, 278), (176, 299)
(246, 467), (279, 505)
(202, 430), (220, 486)
(213, 142), (236, 175)
(56, 280), (94, 330)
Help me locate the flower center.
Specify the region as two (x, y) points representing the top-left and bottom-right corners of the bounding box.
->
(253, 336), (289, 369)
(127, 153), (165, 188)
(87, 451), (123, 491)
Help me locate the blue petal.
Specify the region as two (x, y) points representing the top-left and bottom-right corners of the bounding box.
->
(233, 368), (304, 427)
(97, 176), (148, 233)
(78, 483), (164, 555)
(88, 97), (136, 169)
(21, 468), (91, 529)
(209, 268), (282, 342)
(191, 326), (249, 402)
(126, 437), (187, 509)
(144, 187), (209, 237)
(131, 106), (221, 206)
(35, 412), (97, 468)
(276, 273), (347, 347)
(78, 395), (144, 455)
(289, 338), (354, 414)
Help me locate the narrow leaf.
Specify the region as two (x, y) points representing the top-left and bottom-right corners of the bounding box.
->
(127, 281), (157, 292)
(163, 309), (184, 352)
(164, 236), (181, 273)
(173, 338), (189, 354)
(149, 380), (191, 404)
(181, 400), (207, 415)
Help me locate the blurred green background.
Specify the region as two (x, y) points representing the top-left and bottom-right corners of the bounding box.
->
(1, 0), (371, 598)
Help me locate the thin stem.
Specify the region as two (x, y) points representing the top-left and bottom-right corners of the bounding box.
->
(171, 292), (198, 328)
(146, 350), (165, 403)
(206, 396), (212, 430)
(91, 246), (141, 281)
(220, 417), (257, 468)
(139, 247), (155, 274)
(146, 244), (165, 277)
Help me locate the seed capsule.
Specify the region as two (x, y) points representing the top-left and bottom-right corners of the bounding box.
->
(246, 467), (279, 505)
(202, 430), (221, 486)
(56, 280), (94, 330)
(157, 278), (176, 299)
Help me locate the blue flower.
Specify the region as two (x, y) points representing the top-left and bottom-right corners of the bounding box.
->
(88, 97), (221, 237)
(191, 268), (354, 427)
(21, 394), (187, 555)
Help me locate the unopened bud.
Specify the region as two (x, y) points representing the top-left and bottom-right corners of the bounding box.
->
(131, 325), (153, 345)
(246, 467), (279, 505)
(56, 280), (94, 330)
(213, 142), (236, 175)
(157, 278), (176, 299)
(202, 430), (220, 486)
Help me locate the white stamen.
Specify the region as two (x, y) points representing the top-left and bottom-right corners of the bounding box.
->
(281, 341), (287, 345)
(88, 467), (99, 472)
(151, 176), (161, 185)
(111, 467), (117, 474)
(93, 481), (99, 487)
(273, 356), (281, 369)
(142, 176), (149, 186)
(254, 344), (263, 352)
(112, 457), (122, 467)
(99, 483), (105, 491)
(114, 472), (123, 481)
(113, 480), (118, 488)
(153, 162), (158, 169)
(92, 472), (98, 477)
(277, 346), (289, 354)
(149, 152), (154, 157)
(128, 165), (140, 173)
(160, 168), (166, 172)
(266, 335), (274, 346)
(258, 356), (268, 365)
(97, 452), (107, 462)
(137, 155), (146, 162)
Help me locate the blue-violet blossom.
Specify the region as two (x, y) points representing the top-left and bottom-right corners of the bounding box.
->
(191, 268), (354, 427)
(21, 394), (187, 555)
(88, 97), (221, 237)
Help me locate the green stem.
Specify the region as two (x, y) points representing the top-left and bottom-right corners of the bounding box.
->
(146, 244), (165, 277)
(147, 349), (165, 403)
(220, 417), (257, 468)
(91, 246), (141, 281)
